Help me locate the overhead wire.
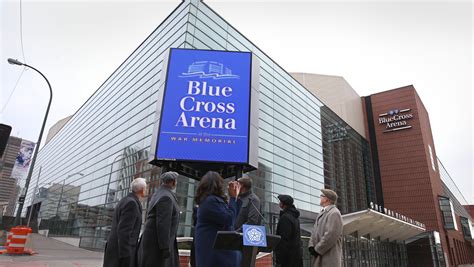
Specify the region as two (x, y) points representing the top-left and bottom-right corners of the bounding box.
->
(1, 67), (26, 114)
(1, 0), (27, 114)
(19, 0), (27, 63)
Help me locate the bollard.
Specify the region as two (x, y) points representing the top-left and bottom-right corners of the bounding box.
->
(7, 226), (32, 255)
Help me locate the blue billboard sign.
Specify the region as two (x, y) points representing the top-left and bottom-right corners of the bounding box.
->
(155, 48), (252, 164)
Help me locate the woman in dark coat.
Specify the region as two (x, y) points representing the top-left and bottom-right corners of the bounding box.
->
(194, 171), (241, 267)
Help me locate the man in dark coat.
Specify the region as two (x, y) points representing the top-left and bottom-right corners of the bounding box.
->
(233, 175), (262, 266)
(234, 175), (262, 231)
(275, 194), (303, 267)
(103, 177), (147, 267)
(138, 171), (180, 267)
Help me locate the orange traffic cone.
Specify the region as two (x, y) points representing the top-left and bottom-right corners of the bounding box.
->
(7, 226), (33, 255)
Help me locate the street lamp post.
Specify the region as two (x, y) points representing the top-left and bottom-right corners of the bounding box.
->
(8, 58), (53, 226)
(26, 166), (42, 227)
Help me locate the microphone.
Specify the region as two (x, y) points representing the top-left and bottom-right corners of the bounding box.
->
(248, 197), (269, 226)
(273, 195), (280, 202)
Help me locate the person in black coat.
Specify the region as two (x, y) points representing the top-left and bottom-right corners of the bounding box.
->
(138, 171), (180, 267)
(274, 194), (303, 267)
(103, 177), (147, 267)
(194, 171), (241, 267)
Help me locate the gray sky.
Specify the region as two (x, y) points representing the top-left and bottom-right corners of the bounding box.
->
(1, 0), (472, 202)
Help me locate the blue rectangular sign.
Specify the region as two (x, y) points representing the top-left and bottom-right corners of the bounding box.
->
(156, 48), (252, 163)
(243, 224), (267, 247)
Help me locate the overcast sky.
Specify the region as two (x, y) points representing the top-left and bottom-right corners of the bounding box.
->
(1, 0), (472, 202)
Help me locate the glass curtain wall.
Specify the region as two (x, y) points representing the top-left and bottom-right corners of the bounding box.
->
(183, 0), (326, 215)
(343, 233), (408, 267)
(27, 1), (192, 249)
(320, 106), (375, 214)
(26, 0), (327, 250)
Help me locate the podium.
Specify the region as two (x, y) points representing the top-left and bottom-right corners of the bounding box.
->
(213, 231), (281, 267)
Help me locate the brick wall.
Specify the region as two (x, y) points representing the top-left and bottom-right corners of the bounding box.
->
(364, 85), (450, 263)
(464, 205), (474, 219)
(366, 86), (443, 230)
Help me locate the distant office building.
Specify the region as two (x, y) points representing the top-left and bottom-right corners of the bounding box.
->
(0, 136), (34, 216)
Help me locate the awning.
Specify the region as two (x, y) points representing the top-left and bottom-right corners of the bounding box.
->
(301, 209), (425, 242)
(342, 209), (425, 242)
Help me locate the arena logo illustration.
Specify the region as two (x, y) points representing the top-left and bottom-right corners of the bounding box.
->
(378, 108), (414, 133)
(179, 61), (240, 80)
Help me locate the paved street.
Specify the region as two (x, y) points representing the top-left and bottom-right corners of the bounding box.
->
(0, 234), (103, 267)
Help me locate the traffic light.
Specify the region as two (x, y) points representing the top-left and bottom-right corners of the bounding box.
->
(0, 124), (12, 158)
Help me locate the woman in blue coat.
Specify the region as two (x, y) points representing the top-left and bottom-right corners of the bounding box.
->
(194, 171), (241, 267)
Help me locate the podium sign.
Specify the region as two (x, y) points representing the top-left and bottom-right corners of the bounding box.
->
(243, 224), (267, 247)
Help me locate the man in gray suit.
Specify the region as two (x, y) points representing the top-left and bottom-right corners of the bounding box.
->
(138, 171), (180, 267)
(234, 175), (262, 231)
(308, 189), (343, 267)
(233, 175), (262, 267)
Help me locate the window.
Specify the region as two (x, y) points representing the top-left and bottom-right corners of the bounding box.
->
(460, 217), (473, 240)
(438, 196), (458, 230)
(428, 145), (436, 171)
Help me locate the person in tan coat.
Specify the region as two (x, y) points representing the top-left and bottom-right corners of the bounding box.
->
(308, 189), (343, 267)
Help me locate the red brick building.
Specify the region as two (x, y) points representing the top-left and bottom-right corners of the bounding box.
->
(363, 85), (474, 266)
(465, 205), (474, 219)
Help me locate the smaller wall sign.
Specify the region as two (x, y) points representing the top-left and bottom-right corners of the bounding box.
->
(378, 108), (414, 133)
(243, 224), (267, 247)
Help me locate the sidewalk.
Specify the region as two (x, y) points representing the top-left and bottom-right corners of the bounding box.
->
(0, 234), (103, 267)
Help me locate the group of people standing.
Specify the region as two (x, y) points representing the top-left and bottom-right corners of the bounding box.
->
(103, 170), (343, 267)
(193, 171), (262, 267)
(273, 189), (343, 267)
(102, 172), (181, 267)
